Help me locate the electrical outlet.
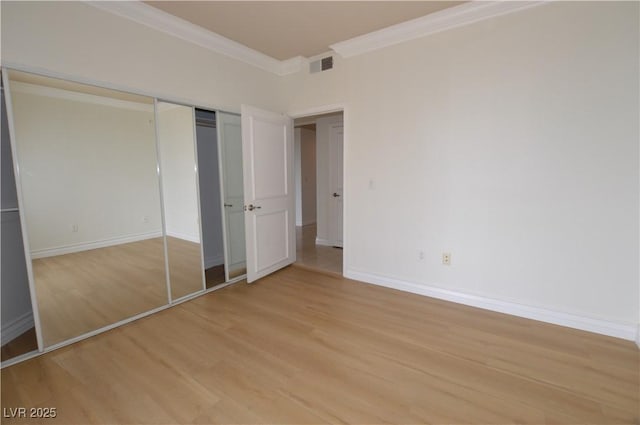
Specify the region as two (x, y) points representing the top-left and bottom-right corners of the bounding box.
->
(442, 252), (451, 266)
(143, 216), (149, 223)
(418, 250), (425, 261)
(71, 224), (78, 233)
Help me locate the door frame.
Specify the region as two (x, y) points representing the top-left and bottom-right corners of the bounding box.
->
(289, 104), (347, 276)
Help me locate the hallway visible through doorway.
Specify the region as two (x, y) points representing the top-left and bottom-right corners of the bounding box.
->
(293, 110), (344, 275)
(296, 224), (342, 274)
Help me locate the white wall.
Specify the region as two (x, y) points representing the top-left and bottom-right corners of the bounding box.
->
(294, 127), (317, 227)
(286, 2), (640, 331)
(2, 1), (638, 338)
(0, 1), (286, 114)
(196, 124), (225, 268)
(11, 88), (162, 255)
(157, 104), (200, 242)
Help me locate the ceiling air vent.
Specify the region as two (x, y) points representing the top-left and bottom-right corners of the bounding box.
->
(310, 56), (333, 74)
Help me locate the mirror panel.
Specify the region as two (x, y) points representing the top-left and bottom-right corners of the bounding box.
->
(1, 72), (38, 361)
(7, 70), (168, 347)
(217, 112), (247, 279)
(156, 101), (205, 300)
(194, 109), (226, 288)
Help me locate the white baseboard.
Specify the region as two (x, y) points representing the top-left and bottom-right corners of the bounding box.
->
(31, 231), (163, 259)
(204, 254), (224, 269)
(166, 231), (200, 244)
(315, 237), (333, 246)
(345, 268), (637, 341)
(636, 324), (640, 349)
(1, 311), (34, 345)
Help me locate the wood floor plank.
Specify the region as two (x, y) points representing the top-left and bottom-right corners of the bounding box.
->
(1, 266), (638, 424)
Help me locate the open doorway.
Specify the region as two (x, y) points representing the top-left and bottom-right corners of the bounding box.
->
(293, 111), (344, 275)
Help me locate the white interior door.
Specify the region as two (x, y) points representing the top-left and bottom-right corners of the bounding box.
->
(217, 112), (246, 280)
(329, 124), (344, 247)
(241, 105), (295, 283)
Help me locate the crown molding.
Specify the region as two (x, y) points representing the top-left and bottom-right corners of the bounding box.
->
(87, 1), (547, 76)
(87, 1), (303, 76)
(330, 1), (546, 58)
(280, 56), (309, 76)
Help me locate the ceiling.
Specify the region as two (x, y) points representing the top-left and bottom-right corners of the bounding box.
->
(145, 1), (465, 60)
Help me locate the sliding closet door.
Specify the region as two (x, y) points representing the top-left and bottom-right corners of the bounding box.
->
(217, 112), (246, 280)
(1, 72), (39, 361)
(6, 70), (167, 348)
(195, 109), (226, 288)
(156, 101), (206, 300)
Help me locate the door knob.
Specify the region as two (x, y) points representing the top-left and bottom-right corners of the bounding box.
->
(332, 193), (340, 197)
(246, 204), (262, 211)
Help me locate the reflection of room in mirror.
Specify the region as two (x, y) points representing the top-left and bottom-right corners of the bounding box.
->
(7, 70), (168, 348)
(32, 238), (167, 347)
(156, 102), (206, 300)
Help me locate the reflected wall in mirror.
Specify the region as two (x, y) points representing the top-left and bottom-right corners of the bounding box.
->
(217, 112), (247, 280)
(156, 101), (205, 300)
(7, 70), (168, 347)
(1, 72), (38, 361)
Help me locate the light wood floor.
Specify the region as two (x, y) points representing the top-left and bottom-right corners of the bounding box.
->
(296, 224), (343, 274)
(3, 266), (637, 424)
(33, 237), (206, 348)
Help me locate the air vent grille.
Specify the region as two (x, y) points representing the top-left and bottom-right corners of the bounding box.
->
(310, 56), (334, 73)
(321, 56), (333, 71)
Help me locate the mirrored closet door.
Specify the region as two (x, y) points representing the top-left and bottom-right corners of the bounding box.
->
(194, 109), (226, 288)
(194, 109), (247, 287)
(156, 101), (206, 300)
(2, 68), (251, 358)
(6, 70), (168, 348)
(1, 72), (38, 361)
(216, 112), (247, 280)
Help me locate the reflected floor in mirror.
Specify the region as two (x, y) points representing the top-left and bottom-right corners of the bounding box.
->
(295, 224), (342, 274)
(166, 237), (205, 300)
(34, 238), (168, 347)
(1, 328), (37, 362)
